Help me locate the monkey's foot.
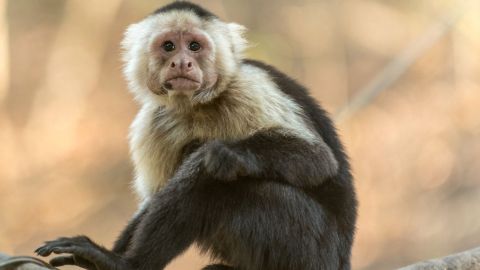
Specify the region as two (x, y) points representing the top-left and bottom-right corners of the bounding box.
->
(35, 236), (129, 270)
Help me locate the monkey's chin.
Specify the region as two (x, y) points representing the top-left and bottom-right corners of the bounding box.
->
(166, 89), (198, 98)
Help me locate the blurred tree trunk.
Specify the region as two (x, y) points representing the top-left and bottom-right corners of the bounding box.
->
(0, 0), (8, 102)
(5, 0), (66, 127)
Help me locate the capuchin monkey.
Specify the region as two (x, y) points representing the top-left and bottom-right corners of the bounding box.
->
(36, 2), (357, 270)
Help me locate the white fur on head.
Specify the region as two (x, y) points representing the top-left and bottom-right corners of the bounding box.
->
(121, 10), (248, 106)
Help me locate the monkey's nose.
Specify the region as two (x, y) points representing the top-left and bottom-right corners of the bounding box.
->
(169, 60), (194, 72)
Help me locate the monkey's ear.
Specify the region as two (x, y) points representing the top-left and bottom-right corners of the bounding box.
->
(227, 23), (248, 57)
(121, 20), (149, 61)
(121, 22), (144, 53)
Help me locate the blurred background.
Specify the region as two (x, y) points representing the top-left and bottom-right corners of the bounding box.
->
(0, 0), (479, 269)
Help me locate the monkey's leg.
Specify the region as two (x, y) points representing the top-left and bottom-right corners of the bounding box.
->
(199, 181), (342, 270)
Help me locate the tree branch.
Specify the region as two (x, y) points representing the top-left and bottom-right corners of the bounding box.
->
(0, 253), (53, 270)
(398, 246), (480, 270)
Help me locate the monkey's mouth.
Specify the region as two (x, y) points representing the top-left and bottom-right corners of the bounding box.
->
(164, 77), (201, 91)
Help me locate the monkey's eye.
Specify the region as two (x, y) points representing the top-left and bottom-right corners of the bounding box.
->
(162, 41), (175, 52)
(188, 41), (201, 52)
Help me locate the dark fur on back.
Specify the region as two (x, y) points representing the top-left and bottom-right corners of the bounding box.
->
(244, 59), (358, 268)
(153, 1), (218, 19)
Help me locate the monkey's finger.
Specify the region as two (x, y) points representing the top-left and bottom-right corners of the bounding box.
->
(40, 237), (73, 248)
(50, 237), (73, 243)
(52, 246), (103, 262)
(46, 237), (77, 247)
(51, 246), (79, 255)
(34, 246), (45, 255)
(35, 245), (58, 257)
(43, 236), (86, 245)
(35, 240), (74, 256)
(53, 246), (113, 270)
(50, 255), (75, 267)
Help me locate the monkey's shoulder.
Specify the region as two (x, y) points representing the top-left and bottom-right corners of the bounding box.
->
(241, 59), (311, 98)
(239, 59), (329, 123)
(241, 59), (350, 172)
(242, 59), (339, 137)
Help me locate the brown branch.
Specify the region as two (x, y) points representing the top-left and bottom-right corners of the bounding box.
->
(0, 253), (53, 270)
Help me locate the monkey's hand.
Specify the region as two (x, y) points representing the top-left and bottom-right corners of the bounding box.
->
(35, 236), (129, 270)
(202, 140), (260, 181)
(200, 128), (339, 187)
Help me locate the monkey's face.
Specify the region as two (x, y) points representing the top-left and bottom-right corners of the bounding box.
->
(147, 29), (218, 96)
(122, 11), (247, 106)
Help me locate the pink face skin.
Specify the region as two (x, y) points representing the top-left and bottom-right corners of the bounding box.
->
(147, 29), (218, 95)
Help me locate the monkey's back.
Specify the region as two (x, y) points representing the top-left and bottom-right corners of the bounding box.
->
(238, 59), (358, 269)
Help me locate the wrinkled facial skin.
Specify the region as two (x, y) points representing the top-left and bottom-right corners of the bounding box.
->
(147, 30), (218, 95)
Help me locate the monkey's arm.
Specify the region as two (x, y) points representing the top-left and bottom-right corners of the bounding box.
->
(111, 206), (148, 254)
(110, 139), (202, 254)
(35, 152), (207, 270)
(203, 128), (338, 187)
